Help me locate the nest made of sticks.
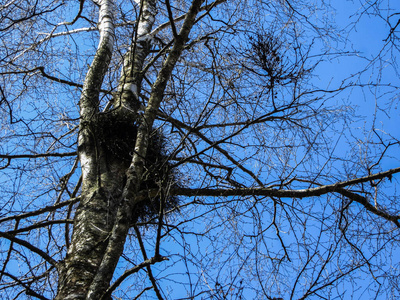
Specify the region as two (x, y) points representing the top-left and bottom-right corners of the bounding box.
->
(95, 111), (180, 223)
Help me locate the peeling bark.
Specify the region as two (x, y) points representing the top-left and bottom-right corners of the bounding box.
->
(115, 0), (157, 113)
(56, 0), (117, 298)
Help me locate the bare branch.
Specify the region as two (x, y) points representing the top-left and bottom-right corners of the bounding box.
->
(0, 197), (80, 224)
(0, 232), (58, 266)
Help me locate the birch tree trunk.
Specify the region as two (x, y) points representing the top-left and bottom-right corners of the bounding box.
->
(56, 0), (204, 298)
(55, 0), (118, 298)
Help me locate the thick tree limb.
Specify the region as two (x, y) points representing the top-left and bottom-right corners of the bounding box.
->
(172, 167), (400, 225)
(174, 167), (400, 198)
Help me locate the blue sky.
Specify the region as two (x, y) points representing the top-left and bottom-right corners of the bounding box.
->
(1, 0), (400, 299)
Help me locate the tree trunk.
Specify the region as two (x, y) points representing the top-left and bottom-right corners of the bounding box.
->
(55, 0), (204, 298)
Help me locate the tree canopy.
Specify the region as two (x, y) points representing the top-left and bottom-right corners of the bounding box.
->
(0, 0), (400, 299)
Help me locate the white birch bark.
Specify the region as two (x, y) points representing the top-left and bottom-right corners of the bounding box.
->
(79, 0), (115, 185)
(56, 1), (116, 299)
(115, 0), (157, 112)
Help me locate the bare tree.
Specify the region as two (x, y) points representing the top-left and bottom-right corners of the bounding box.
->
(0, 0), (399, 299)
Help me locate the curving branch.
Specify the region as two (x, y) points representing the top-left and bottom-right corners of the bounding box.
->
(0, 232), (58, 266)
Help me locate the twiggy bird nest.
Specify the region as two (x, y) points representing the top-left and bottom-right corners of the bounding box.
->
(96, 111), (180, 223)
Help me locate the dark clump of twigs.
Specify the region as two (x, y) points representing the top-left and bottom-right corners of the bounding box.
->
(96, 111), (180, 223)
(248, 31), (311, 88)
